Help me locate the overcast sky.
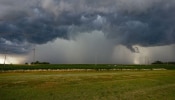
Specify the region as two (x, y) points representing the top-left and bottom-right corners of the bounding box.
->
(0, 0), (175, 64)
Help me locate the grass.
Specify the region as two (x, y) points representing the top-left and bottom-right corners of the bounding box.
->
(1, 70), (175, 100)
(1, 64), (175, 71)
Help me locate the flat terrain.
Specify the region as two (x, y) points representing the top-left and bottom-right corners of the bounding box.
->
(1, 64), (175, 71)
(0, 70), (175, 100)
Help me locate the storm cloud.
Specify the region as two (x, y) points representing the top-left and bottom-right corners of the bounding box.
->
(0, 0), (175, 64)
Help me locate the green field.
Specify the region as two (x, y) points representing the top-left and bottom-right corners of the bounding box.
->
(1, 70), (175, 100)
(1, 64), (175, 71)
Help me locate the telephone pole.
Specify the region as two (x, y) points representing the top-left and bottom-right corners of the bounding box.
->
(33, 48), (35, 63)
(3, 49), (7, 67)
(95, 53), (98, 66)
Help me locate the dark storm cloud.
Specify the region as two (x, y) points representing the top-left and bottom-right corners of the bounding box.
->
(0, 0), (175, 54)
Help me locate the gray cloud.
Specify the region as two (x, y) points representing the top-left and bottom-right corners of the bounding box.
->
(28, 31), (115, 64)
(0, 0), (175, 55)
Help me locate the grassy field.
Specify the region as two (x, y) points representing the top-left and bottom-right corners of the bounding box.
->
(1, 70), (175, 100)
(1, 64), (175, 71)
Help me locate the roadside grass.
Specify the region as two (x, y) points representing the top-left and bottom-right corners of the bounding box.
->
(0, 70), (175, 100)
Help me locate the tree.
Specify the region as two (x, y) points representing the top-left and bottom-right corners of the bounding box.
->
(152, 61), (163, 64)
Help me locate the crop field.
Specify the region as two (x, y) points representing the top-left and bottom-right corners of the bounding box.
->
(1, 64), (175, 71)
(1, 69), (175, 100)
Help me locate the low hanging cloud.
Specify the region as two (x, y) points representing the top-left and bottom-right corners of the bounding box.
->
(29, 31), (115, 64)
(0, 0), (175, 54)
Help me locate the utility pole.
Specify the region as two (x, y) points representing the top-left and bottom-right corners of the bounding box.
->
(95, 53), (98, 66)
(95, 54), (97, 66)
(145, 56), (147, 65)
(33, 48), (35, 63)
(3, 49), (7, 67)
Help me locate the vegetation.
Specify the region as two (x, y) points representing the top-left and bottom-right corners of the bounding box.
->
(30, 61), (50, 64)
(0, 70), (175, 100)
(152, 61), (164, 64)
(0, 64), (175, 71)
(152, 61), (175, 64)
